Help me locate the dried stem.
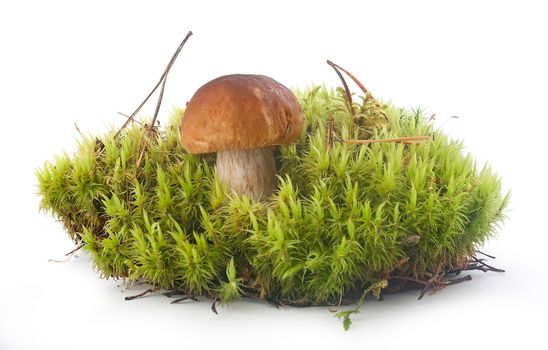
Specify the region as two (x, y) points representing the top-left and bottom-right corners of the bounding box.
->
(327, 60), (370, 97)
(476, 250), (496, 259)
(471, 257), (505, 273)
(163, 289), (200, 303)
(170, 295), (199, 304)
(388, 252), (504, 300)
(326, 60), (429, 151)
(163, 289), (187, 298)
(326, 112), (334, 151)
(148, 66), (169, 136)
(326, 60), (356, 123)
(125, 287), (159, 301)
(74, 123), (84, 138)
(328, 292), (344, 313)
(65, 242), (85, 256)
(327, 59), (387, 121)
(48, 240), (84, 263)
(418, 274), (444, 300)
(389, 275), (430, 286)
(278, 298), (313, 308)
(211, 296), (219, 314)
(131, 31), (193, 172)
(117, 112), (143, 126)
(134, 142), (147, 175)
(443, 275), (472, 285)
(336, 135), (432, 145)
(114, 31), (193, 138)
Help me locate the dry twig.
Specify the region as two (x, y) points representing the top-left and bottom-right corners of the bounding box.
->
(48, 240), (84, 263)
(335, 135), (432, 145)
(117, 31), (194, 173)
(326, 59), (387, 121)
(326, 112), (335, 151)
(388, 252), (504, 300)
(326, 60), (356, 123)
(125, 287), (159, 301)
(114, 31), (193, 138)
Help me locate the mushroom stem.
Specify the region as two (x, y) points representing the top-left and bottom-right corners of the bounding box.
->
(216, 147), (277, 202)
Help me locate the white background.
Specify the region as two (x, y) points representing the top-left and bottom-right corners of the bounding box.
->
(1, 0), (546, 349)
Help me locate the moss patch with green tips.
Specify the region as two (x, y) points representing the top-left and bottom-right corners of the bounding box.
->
(36, 85), (509, 328)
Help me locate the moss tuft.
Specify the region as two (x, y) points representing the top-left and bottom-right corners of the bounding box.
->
(36, 85), (508, 324)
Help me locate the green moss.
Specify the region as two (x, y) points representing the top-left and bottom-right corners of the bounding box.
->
(36, 85), (508, 322)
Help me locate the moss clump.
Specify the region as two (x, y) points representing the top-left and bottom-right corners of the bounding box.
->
(36, 85), (508, 322)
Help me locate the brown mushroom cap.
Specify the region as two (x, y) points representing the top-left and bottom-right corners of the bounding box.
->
(181, 74), (304, 154)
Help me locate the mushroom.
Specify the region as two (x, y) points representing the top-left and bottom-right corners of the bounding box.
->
(181, 74), (303, 202)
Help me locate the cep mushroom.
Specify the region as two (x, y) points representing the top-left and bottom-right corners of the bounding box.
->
(180, 74), (303, 202)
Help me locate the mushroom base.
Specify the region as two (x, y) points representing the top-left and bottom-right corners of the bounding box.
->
(216, 147), (277, 202)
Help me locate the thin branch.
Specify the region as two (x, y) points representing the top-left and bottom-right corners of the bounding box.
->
(278, 298), (313, 308)
(114, 31), (193, 138)
(48, 257), (72, 263)
(132, 31), (193, 172)
(471, 257), (505, 273)
(418, 275), (440, 300)
(418, 285), (429, 300)
(327, 60), (369, 96)
(163, 289), (188, 298)
(48, 240), (84, 263)
(336, 135), (432, 145)
(391, 270), (473, 301)
(464, 265), (491, 273)
(65, 242), (85, 256)
(476, 250), (496, 259)
(326, 60), (356, 123)
(117, 112), (143, 126)
(211, 296), (219, 314)
(134, 141), (148, 173)
(326, 112), (334, 151)
(170, 295), (199, 304)
(326, 60), (387, 121)
(148, 67), (169, 136)
(125, 287), (159, 301)
(435, 116), (459, 133)
(74, 123), (84, 138)
(328, 292), (344, 313)
(389, 275), (429, 286)
(443, 275), (472, 285)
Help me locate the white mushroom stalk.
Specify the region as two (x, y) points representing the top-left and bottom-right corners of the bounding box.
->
(216, 147), (277, 202)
